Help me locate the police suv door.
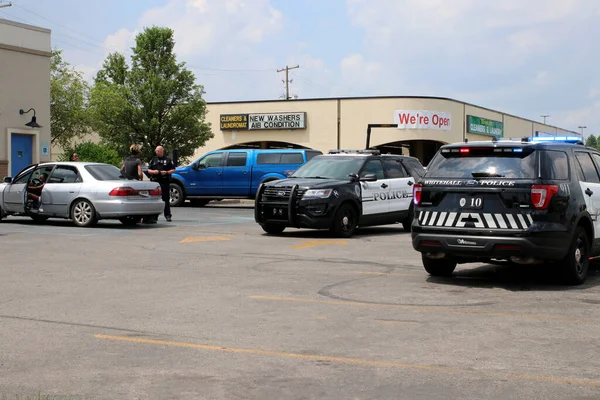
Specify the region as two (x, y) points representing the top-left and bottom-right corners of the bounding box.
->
(382, 158), (413, 213)
(359, 159), (389, 216)
(574, 151), (600, 238)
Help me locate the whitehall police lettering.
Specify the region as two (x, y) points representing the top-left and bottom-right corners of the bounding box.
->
(394, 110), (452, 131)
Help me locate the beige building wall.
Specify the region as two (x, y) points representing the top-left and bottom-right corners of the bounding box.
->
(203, 97), (579, 159)
(340, 97), (465, 148)
(0, 18), (51, 178)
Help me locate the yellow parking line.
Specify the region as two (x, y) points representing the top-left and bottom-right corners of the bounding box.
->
(94, 334), (600, 387)
(354, 271), (424, 277)
(180, 236), (232, 243)
(249, 296), (600, 323)
(376, 319), (419, 326)
(291, 240), (347, 249)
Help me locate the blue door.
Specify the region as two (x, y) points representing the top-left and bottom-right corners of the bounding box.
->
(222, 151), (250, 196)
(11, 134), (33, 177)
(187, 152), (223, 195)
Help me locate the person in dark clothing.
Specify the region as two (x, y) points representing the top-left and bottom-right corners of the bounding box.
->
(121, 144), (143, 181)
(148, 145), (176, 222)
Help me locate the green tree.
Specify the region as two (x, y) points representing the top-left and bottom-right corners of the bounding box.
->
(50, 48), (91, 148)
(59, 141), (122, 167)
(586, 135), (598, 149)
(89, 26), (213, 163)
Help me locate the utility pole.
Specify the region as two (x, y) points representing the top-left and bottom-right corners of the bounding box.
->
(0, 1), (12, 8)
(579, 125), (587, 138)
(541, 114), (549, 124)
(277, 65), (299, 100)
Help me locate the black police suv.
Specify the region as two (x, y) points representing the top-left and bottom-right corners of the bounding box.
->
(411, 135), (600, 285)
(254, 150), (425, 238)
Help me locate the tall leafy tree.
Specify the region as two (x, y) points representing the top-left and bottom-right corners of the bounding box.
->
(50, 49), (91, 148)
(89, 26), (213, 163)
(585, 134), (598, 150)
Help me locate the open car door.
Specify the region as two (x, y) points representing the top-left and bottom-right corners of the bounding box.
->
(3, 164), (37, 213)
(23, 164), (56, 212)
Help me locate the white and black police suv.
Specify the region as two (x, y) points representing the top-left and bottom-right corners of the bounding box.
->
(254, 149), (426, 237)
(411, 135), (600, 285)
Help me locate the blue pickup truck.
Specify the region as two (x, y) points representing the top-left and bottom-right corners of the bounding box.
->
(168, 148), (322, 206)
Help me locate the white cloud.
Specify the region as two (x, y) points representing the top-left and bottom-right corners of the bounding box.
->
(103, 28), (137, 55)
(343, 0), (600, 133)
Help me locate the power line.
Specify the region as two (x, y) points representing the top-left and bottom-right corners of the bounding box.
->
(277, 64), (299, 100)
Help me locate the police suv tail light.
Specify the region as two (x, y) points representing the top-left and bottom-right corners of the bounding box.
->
(149, 186), (162, 196)
(531, 184), (558, 209)
(302, 189), (333, 199)
(109, 186), (139, 196)
(413, 183), (423, 205)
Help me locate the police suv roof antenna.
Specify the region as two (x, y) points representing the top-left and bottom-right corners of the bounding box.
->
(464, 138), (469, 143)
(491, 136), (497, 143)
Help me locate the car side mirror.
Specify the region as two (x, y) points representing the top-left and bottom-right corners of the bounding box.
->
(348, 173), (359, 182)
(198, 163), (207, 169)
(3, 177), (11, 183)
(360, 173), (377, 182)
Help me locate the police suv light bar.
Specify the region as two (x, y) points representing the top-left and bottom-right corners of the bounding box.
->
(328, 149), (381, 155)
(530, 135), (583, 144)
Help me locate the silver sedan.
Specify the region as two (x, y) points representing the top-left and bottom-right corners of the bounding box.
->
(0, 162), (165, 227)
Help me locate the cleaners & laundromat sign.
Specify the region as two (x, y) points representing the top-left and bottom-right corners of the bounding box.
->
(220, 112), (307, 130)
(466, 115), (504, 137)
(394, 110), (452, 131)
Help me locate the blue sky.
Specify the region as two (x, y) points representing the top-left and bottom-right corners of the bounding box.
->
(2, 0), (599, 136)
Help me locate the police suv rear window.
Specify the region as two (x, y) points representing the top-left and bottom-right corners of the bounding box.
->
(426, 147), (536, 179)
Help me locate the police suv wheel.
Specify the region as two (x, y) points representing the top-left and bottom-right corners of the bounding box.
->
(560, 226), (590, 285)
(261, 223), (285, 235)
(331, 203), (357, 238)
(169, 183), (184, 207)
(422, 254), (457, 277)
(402, 206), (414, 232)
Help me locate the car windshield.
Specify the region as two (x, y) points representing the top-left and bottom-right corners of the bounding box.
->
(290, 156), (365, 180)
(426, 147), (537, 179)
(84, 164), (125, 181)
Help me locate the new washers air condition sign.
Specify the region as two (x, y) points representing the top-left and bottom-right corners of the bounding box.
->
(220, 112), (307, 130)
(394, 110), (452, 131)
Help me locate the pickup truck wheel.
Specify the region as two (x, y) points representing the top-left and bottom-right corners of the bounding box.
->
(560, 226), (590, 285)
(422, 255), (457, 277)
(169, 183), (184, 207)
(330, 203), (357, 238)
(261, 223), (285, 235)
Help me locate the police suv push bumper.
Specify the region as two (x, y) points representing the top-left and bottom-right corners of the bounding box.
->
(255, 183), (337, 229)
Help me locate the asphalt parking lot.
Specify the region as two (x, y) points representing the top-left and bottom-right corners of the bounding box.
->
(1, 202), (600, 400)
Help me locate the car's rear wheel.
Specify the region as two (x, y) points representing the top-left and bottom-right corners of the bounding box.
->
(30, 215), (49, 223)
(71, 199), (97, 227)
(560, 226), (590, 285)
(422, 254), (457, 277)
(261, 223), (286, 235)
(330, 203), (357, 238)
(119, 216), (140, 226)
(169, 183), (185, 207)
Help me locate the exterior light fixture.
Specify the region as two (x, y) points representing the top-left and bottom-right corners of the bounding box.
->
(19, 108), (43, 128)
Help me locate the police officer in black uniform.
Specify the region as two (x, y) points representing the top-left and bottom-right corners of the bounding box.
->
(148, 145), (176, 222)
